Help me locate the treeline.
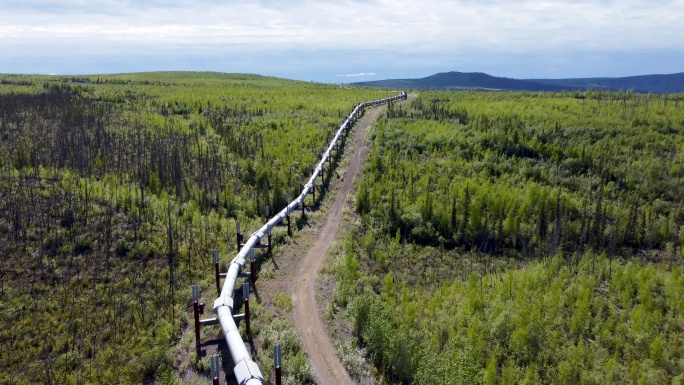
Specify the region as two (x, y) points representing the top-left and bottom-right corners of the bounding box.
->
(0, 83), (370, 218)
(357, 91), (684, 258)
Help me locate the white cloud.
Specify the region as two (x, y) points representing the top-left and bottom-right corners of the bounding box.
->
(337, 72), (376, 77)
(1, 0), (683, 77)
(2, 0), (683, 54)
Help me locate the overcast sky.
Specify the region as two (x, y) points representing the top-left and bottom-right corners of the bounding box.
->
(1, 0), (683, 82)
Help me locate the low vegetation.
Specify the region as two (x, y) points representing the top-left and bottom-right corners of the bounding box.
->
(335, 90), (684, 384)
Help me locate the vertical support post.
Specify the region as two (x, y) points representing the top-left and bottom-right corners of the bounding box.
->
(274, 343), (282, 385)
(243, 282), (251, 335)
(236, 221), (242, 252)
(210, 354), (220, 385)
(287, 213), (292, 237)
(285, 193), (292, 237)
(299, 176), (305, 217)
(192, 284), (200, 345)
(213, 249), (221, 295)
(312, 184), (315, 203)
(265, 205), (272, 253)
(249, 249), (256, 285)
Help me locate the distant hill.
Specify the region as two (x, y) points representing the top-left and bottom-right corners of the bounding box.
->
(354, 72), (571, 92)
(528, 73), (684, 93)
(354, 71), (684, 93)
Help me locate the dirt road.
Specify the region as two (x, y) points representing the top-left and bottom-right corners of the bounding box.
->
(291, 105), (384, 385)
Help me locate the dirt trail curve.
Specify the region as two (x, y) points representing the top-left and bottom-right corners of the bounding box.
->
(291, 96), (411, 385)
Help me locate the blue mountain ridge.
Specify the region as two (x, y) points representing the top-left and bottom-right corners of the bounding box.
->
(354, 71), (684, 93)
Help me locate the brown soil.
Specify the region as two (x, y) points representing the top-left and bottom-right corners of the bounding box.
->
(290, 105), (384, 385)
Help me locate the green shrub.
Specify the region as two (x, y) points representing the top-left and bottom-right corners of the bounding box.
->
(286, 350), (315, 385)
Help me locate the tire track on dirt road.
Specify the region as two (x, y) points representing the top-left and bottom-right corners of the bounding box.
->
(291, 105), (381, 385)
(290, 95), (414, 384)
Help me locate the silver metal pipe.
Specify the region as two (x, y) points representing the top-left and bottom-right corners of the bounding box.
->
(213, 92), (406, 385)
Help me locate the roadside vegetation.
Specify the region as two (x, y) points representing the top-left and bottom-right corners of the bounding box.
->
(335, 90), (684, 384)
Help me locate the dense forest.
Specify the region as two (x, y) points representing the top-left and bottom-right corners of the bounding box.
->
(334, 90), (684, 384)
(0, 72), (384, 384)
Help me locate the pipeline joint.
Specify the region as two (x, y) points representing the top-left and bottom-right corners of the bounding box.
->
(234, 358), (264, 385)
(213, 295), (234, 314)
